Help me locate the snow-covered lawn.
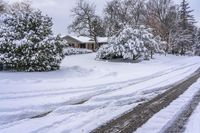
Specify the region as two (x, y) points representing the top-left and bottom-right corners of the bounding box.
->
(0, 53), (200, 133)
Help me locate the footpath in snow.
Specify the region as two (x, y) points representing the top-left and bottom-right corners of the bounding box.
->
(0, 53), (200, 133)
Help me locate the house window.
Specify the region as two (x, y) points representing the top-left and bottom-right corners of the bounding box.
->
(70, 44), (75, 47)
(80, 43), (86, 48)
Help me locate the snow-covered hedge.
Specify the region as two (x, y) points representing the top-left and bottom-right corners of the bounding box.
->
(0, 6), (64, 72)
(96, 25), (165, 60)
(64, 47), (93, 56)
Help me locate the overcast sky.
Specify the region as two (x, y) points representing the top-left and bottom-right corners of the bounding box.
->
(5, 0), (200, 35)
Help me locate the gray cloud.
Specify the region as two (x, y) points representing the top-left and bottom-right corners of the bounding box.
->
(5, 0), (200, 35)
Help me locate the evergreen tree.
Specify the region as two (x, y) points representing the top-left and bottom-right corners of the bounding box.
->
(0, 0), (5, 13)
(0, 3), (64, 72)
(194, 27), (200, 56)
(172, 0), (196, 55)
(179, 0), (195, 31)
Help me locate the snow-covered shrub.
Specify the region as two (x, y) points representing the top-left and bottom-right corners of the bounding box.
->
(154, 36), (166, 54)
(195, 43), (200, 56)
(194, 28), (200, 56)
(0, 7), (64, 72)
(97, 25), (162, 60)
(170, 29), (193, 55)
(64, 47), (93, 56)
(96, 44), (119, 59)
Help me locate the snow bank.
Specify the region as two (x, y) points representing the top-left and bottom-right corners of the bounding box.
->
(184, 103), (200, 133)
(135, 79), (200, 133)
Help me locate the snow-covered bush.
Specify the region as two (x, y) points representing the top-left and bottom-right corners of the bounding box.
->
(154, 36), (166, 54)
(97, 25), (163, 60)
(96, 44), (119, 59)
(194, 28), (200, 56)
(195, 43), (200, 56)
(170, 29), (193, 55)
(64, 47), (93, 56)
(0, 6), (64, 71)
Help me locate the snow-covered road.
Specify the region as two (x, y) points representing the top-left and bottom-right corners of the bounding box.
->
(135, 78), (200, 133)
(0, 53), (200, 133)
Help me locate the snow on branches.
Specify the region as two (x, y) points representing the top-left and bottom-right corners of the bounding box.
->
(194, 28), (200, 56)
(96, 25), (165, 60)
(0, 5), (65, 72)
(64, 47), (93, 56)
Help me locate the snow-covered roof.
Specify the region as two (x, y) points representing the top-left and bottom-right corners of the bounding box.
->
(97, 37), (108, 43)
(64, 35), (108, 44)
(70, 36), (93, 43)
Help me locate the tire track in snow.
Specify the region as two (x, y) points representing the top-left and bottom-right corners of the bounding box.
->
(1, 63), (198, 113)
(27, 67), (199, 133)
(163, 88), (200, 133)
(0, 63), (199, 128)
(91, 68), (200, 133)
(1, 63), (199, 100)
(1, 65), (198, 133)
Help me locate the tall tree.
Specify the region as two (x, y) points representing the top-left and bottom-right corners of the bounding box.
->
(0, 0), (6, 13)
(104, 0), (145, 36)
(145, 0), (178, 43)
(179, 0), (196, 31)
(104, 0), (123, 36)
(68, 0), (104, 49)
(171, 0), (196, 55)
(125, 0), (145, 25)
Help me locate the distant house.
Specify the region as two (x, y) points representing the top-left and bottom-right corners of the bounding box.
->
(63, 35), (108, 51)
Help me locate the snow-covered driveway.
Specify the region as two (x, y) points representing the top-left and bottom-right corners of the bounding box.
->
(0, 53), (200, 133)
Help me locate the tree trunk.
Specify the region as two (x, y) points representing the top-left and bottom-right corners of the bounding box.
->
(93, 35), (99, 51)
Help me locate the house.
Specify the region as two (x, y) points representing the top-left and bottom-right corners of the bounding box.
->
(63, 35), (108, 51)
